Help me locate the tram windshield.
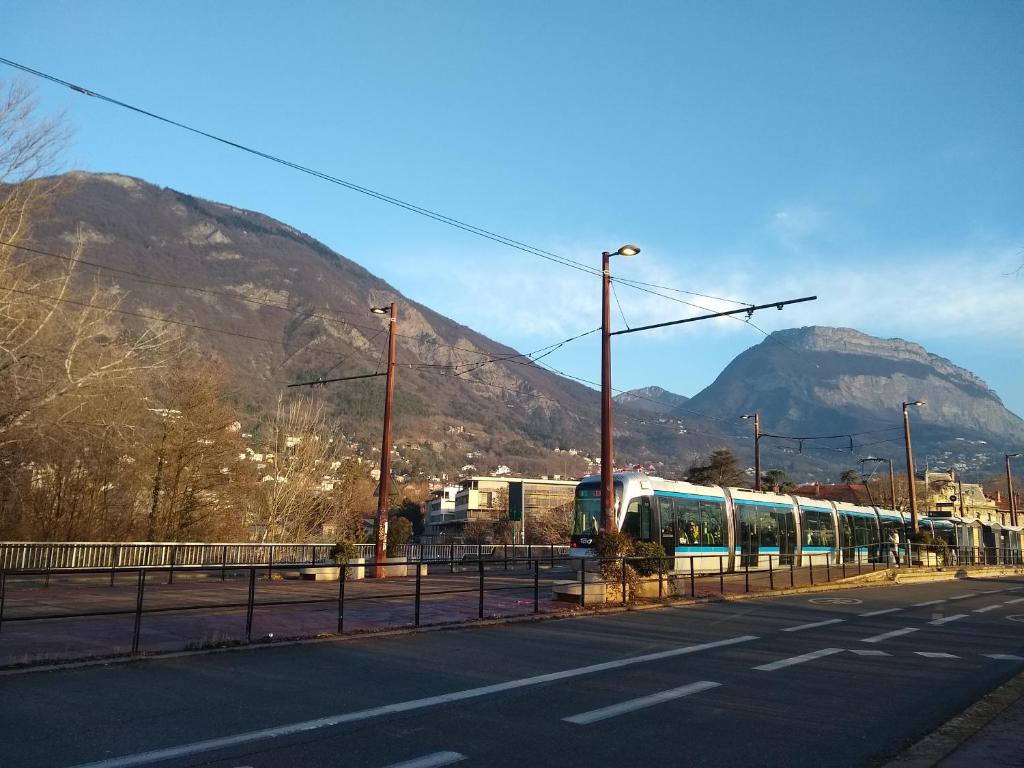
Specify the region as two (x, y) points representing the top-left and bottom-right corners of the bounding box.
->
(572, 482), (621, 536)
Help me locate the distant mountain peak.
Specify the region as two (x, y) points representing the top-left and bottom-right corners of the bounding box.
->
(615, 386), (690, 415)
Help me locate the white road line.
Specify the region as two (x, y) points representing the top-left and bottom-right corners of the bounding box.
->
(949, 594), (976, 600)
(781, 618), (845, 632)
(859, 608), (902, 617)
(978, 590), (1002, 594)
(1006, 587), (1023, 592)
(912, 600), (947, 607)
(384, 753), (467, 768)
(929, 614), (968, 626)
(973, 605), (1001, 613)
(1005, 598), (1024, 605)
(68, 635), (757, 768)
(563, 681), (721, 725)
(861, 628), (920, 644)
(754, 648), (844, 671)
(915, 652), (959, 659)
(984, 654), (1024, 661)
(848, 649), (891, 656)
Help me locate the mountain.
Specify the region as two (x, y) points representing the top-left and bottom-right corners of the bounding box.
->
(24, 172), (725, 479)
(685, 326), (1024, 478)
(615, 386), (690, 415)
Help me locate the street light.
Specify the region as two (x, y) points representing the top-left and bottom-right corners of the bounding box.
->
(601, 244), (640, 533)
(741, 413), (761, 491)
(902, 400), (925, 532)
(1007, 453), (1022, 527)
(371, 303), (397, 578)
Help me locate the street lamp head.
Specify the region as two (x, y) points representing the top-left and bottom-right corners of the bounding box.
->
(370, 306), (389, 315)
(615, 244), (641, 257)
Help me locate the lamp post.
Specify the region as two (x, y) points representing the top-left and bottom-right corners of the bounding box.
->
(859, 456), (896, 509)
(371, 302), (397, 578)
(741, 413), (761, 491)
(1007, 453), (1022, 527)
(902, 400), (925, 532)
(601, 244), (640, 533)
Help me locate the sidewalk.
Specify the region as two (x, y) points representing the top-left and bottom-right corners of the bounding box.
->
(937, 677), (1024, 767)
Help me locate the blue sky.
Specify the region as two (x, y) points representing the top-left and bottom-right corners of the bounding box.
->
(3, 1), (1023, 416)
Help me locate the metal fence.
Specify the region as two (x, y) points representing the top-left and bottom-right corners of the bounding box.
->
(0, 541), (570, 572)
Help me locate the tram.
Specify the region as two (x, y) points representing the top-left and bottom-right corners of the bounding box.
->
(570, 471), (1020, 572)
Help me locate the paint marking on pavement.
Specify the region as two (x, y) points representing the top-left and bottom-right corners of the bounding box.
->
(984, 654), (1024, 661)
(781, 618), (844, 632)
(848, 649), (892, 656)
(949, 594), (976, 600)
(915, 652), (959, 659)
(1006, 587), (1023, 592)
(861, 628), (920, 644)
(384, 753), (467, 768)
(1004, 598), (1024, 605)
(68, 635), (758, 768)
(978, 590), (1002, 594)
(973, 605), (1001, 613)
(754, 648), (844, 671)
(859, 608), (902, 617)
(912, 600), (947, 607)
(563, 681), (721, 725)
(929, 614), (968, 626)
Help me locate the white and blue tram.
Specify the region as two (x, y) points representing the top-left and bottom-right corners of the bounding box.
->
(569, 471), (1019, 572)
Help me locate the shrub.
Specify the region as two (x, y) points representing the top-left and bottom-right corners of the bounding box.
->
(329, 541), (359, 564)
(632, 540), (669, 576)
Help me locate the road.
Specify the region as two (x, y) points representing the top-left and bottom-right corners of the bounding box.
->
(2, 576), (1023, 768)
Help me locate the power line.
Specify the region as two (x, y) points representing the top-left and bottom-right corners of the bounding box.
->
(0, 56), (760, 311)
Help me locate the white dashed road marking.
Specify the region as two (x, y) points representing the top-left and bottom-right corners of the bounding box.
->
(1004, 598), (1024, 605)
(973, 605), (1001, 613)
(384, 753), (467, 768)
(859, 608), (902, 617)
(915, 652), (959, 659)
(563, 681), (721, 725)
(978, 590), (1002, 595)
(69, 636), (756, 768)
(949, 594), (976, 600)
(913, 600), (946, 607)
(849, 649), (892, 656)
(861, 628), (920, 644)
(929, 614), (968, 626)
(984, 654), (1024, 661)
(754, 648), (845, 671)
(781, 618), (845, 632)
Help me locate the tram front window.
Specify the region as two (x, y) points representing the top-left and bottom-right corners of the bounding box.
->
(572, 482), (622, 539)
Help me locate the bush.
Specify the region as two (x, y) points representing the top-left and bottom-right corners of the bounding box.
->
(632, 540), (669, 576)
(329, 541), (359, 564)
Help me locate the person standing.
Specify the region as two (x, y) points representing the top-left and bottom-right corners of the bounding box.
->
(889, 529), (901, 568)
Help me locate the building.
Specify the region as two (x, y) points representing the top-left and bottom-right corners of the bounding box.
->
(921, 470), (1003, 524)
(422, 476), (578, 543)
(422, 485), (460, 540)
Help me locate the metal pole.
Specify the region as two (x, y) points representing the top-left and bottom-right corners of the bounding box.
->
(0, 570), (6, 634)
(580, 558), (586, 607)
(534, 559), (539, 614)
(601, 251), (615, 533)
(374, 301), (398, 579)
(690, 557), (696, 597)
(768, 555), (774, 590)
(621, 557), (627, 605)
(246, 567), (256, 641)
(888, 460), (896, 511)
(132, 570), (146, 655)
(110, 545), (119, 587)
(414, 559), (422, 627)
(168, 545), (176, 585)
(478, 559), (484, 619)
(754, 413), (762, 491)
(1007, 454), (1019, 527)
(337, 563), (346, 633)
(789, 555), (795, 587)
(903, 403), (920, 533)
(221, 544), (227, 581)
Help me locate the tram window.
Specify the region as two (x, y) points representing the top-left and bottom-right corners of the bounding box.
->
(760, 511), (779, 548)
(839, 514), (855, 549)
(622, 499), (642, 539)
(818, 513), (835, 548)
(703, 500), (725, 546)
(673, 498), (701, 545)
(639, 497), (651, 540)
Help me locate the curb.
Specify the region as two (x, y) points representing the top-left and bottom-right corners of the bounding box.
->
(880, 669), (1024, 768)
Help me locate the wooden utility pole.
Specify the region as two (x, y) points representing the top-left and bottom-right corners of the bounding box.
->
(373, 302), (398, 578)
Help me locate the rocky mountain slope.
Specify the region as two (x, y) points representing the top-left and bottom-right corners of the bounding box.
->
(24, 172), (725, 480)
(685, 326), (1024, 477)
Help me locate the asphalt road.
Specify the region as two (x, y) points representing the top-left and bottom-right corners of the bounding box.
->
(3, 576), (1023, 768)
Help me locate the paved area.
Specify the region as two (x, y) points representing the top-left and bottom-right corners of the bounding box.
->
(1, 575), (1022, 767)
(0, 560), (878, 666)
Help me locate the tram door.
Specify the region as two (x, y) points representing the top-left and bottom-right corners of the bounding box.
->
(778, 509), (796, 565)
(738, 506), (758, 567)
(658, 497), (676, 559)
